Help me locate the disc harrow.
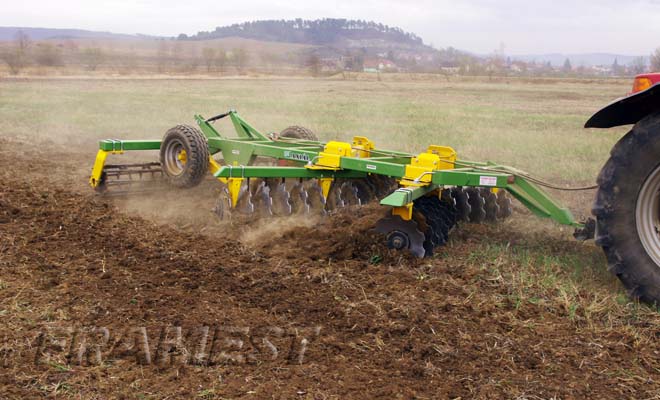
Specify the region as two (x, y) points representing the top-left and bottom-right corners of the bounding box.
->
(89, 110), (584, 258)
(88, 73), (660, 306)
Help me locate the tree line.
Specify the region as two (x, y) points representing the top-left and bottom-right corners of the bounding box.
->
(180, 18), (424, 46)
(0, 31), (255, 75)
(4, 30), (660, 77)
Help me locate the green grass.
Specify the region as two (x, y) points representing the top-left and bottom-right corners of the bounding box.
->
(0, 76), (629, 186)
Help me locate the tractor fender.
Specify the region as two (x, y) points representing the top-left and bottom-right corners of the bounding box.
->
(585, 83), (660, 128)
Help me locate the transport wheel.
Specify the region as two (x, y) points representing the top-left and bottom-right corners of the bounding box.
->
(280, 125), (319, 141)
(275, 126), (318, 168)
(593, 112), (660, 304)
(160, 125), (209, 188)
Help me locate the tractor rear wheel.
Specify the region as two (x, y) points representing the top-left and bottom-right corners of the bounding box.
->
(593, 112), (660, 304)
(160, 125), (209, 188)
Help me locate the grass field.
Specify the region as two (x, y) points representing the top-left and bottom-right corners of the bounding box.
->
(2, 75), (660, 398)
(0, 75), (632, 223)
(0, 76), (629, 180)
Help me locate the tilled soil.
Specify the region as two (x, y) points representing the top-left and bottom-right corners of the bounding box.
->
(1, 137), (660, 399)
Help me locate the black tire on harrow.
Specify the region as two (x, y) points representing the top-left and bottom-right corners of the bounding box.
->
(280, 125), (319, 141)
(593, 112), (660, 304)
(160, 125), (209, 188)
(276, 126), (320, 171)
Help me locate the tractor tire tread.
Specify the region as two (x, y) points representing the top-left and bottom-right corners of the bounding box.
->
(592, 111), (660, 304)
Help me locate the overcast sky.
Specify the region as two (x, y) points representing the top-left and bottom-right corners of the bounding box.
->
(3, 0), (660, 55)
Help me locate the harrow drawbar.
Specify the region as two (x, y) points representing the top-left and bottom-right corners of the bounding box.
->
(89, 110), (585, 258)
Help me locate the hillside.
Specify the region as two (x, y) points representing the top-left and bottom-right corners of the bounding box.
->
(180, 18), (446, 67)
(0, 20), (470, 73)
(0, 26), (143, 41)
(182, 19), (424, 47)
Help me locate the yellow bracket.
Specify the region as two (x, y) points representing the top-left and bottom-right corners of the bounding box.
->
(306, 141), (352, 170)
(208, 159), (228, 184)
(227, 178), (243, 207)
(426, 145), (457, 169)
(352, 136), (374, 158)
(89, 149), (123, 188)
(401, 145), (457, 186)
(319, 177), (334, 200)
(392, 203), (413, 220)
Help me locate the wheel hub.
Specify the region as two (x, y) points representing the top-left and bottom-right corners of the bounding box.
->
(375, 215), (426, 257)
(386, 231), (409, 250)
(163, 139), (187, 176)
(635, 163), (660, 266)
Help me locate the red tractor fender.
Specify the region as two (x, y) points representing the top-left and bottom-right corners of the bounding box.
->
(585, 79), (660, 129)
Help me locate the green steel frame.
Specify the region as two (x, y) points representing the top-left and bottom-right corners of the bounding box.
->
(96, 110), (581, 228)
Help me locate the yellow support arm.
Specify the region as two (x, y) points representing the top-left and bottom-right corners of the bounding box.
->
(89, 150), (114, 188)
(227, 178), (243, 207)
(208, 158), (228, 184)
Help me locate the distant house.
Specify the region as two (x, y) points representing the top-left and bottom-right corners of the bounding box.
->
(508, 61), (527, 73)
(440, 66), (460, 74)
(591, 65), (613, 76)
(363, 58), (397, 73)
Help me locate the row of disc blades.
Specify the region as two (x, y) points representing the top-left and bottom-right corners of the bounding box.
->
(450, 187), (513, 223)
(375, 187), (514, 258)
(212, 175), (398, 219)
(212, 174), (514, 259)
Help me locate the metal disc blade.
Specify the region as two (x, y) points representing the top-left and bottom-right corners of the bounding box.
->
(481, 188), (500, 223)
(375, 215), (426, 258)
(497, 190), (513, 219)
(466, 188), (486, 223)
(306, 182), (327, 214)
(288, 182), (310, 214)
(213, 188), (232, 220)
(339, 181), (361, 207)
(440, 190), (458, 229)
(351, 179), (374, 205)
(270, 182), (292, 216)
(414, 196), (447, 247)
(451, 187), (471, 222)
(367, 174), (395, 198)
(252, 182), (273, 217)
(235, 185), (255, 215)
(325, 182), (344, 211)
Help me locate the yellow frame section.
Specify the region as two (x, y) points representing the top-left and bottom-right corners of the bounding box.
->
(89, 149), (123, 188)
(392, 204), (413, 220)
(319, 177), (334, 199)
(307, 141), (352, 170)
(352, 136), (374, 158)
(227, 178), (243, 207)
(401, 145), (457, 186)
(208, 159), (228, 184)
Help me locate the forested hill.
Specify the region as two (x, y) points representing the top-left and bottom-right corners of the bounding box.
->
(179, 19), (426, 48)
